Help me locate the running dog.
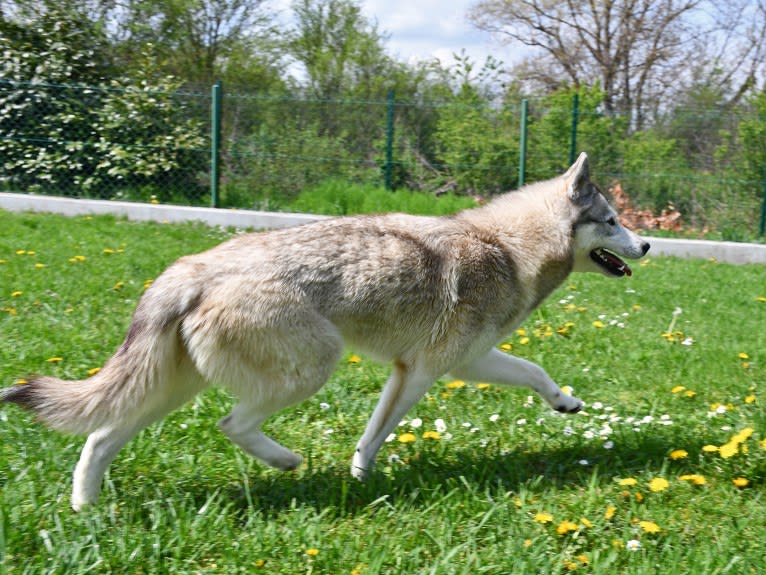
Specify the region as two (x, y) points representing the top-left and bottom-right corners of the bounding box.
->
(1, 153), (649, 509)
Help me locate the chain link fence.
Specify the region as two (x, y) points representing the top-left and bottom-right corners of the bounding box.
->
(2, 79), (765, 239)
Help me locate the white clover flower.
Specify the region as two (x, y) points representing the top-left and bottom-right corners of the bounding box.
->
(435, 418), (447, 433)
(319, 402), (330, 410)
(603, 440), (614, 449)
(626, 539), (641, 551)
(489, 414), (500, 422)
(410, 417), (423, 429)
(385, 433), (396, 443)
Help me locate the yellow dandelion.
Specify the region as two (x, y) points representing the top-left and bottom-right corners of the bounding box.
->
(580, 517), (593, 528)
(577, 554), (589, 566)
(719, 442), (738, 458)
(515, 328), (527, 336)
(422, 431), (441, 440)
(347, 354), (362, 364)
(671, 385), (686, 394)
(760, 438), (766, 450)
(732, 477), (749, 488)
(533, 512), (553, 524)
(11, 291), (23, 297)
(563, 560), (578, 571)
(87, 367), (101, 376)
(519, 336), (530, 345)
(561, 385), (573, 396)
(397, 433), (416, 443)
(499, 343), (512, 351)
(112, 281), (125, 291)
(523, 539), (533, 548)
(670, 449), (688, 460)
(632, 304), (642, 311)
(604, 505), (617, 520)
(34, 263), (46, 269)
(685, 390), (697, 398)
(305, 548), (319, 556)
(732, 427), (754, 443)
(679, 474), (706, 486)
(635, 492), (644, 502)
(476, 383), (491, 390)
(702, 444), (719, 453)
(446, 380), (465, 389)
(618, 478), (638, 486)
(639, 520), (661, 534)
(757, 296), (766, 302)
(738, 352), (749, 360)
(15, 250), (27, 255)
(255, 559), (266, 568)
(556, 520), (579, 535)
(648, 478), (669, 492)
(103, 248), (115, 254)
(16, 378), (29, 385)
(143, 279), (154, 290)
(745, 395), (756, 404)
(46, 357), (63, 363)
(592, 320), (605, 328)
(0, 259), (6, 264)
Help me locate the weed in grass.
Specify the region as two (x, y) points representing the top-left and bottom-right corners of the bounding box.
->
(1, 210), (766, 574)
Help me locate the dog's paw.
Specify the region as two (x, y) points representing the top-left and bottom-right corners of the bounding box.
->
(552, 393), (584, 414)
(351, 450), (371, 480)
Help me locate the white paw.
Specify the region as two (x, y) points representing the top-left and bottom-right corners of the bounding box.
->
(552, 393), (584, 414)
(351, 451), (370, 480)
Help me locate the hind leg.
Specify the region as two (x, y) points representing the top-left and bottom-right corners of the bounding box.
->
(72, 420), (147, 511)
(218, 404), (302, 470)
(71, 356), (208, 511)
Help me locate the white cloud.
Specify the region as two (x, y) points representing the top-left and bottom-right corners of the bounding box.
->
(360, 0), (501, 66)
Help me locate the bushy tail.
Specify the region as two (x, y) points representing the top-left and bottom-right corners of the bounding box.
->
(1, 265), (202, 435)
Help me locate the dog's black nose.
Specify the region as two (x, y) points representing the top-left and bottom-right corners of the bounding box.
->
(641, 242), (650, 255)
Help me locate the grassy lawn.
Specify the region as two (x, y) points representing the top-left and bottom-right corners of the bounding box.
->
(1, 209), (765, 574)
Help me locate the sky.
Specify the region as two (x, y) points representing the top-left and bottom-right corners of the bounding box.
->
(357, 0), (503, 67)
(273, 0), (514, 70)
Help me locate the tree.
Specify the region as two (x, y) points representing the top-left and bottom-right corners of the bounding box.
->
(288, 0), (392, 100)
(109, 0), (284, 89)
(468, 0), (717, 129)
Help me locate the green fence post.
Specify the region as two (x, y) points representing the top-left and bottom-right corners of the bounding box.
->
(210, 80), (223, 208)
(569, 92), (579, 165)
(384, 89), (395, 190)
(760, 170), (766, 236)
(518, 98), (529, 188)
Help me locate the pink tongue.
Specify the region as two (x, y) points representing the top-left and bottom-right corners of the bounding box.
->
(605, 252), (632, 276)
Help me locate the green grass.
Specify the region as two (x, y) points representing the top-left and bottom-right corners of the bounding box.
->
(1, 209), (766, 574)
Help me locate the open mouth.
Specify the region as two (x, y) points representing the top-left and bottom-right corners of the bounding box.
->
(590, 248), (632, 277)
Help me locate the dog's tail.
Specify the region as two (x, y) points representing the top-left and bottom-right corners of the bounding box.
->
(1, 265), (202, 435)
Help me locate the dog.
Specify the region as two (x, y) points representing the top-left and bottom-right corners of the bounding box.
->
(1, 153), (649, 510)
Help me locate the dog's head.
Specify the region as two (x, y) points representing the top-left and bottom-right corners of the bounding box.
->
(566, 153), (650, 277)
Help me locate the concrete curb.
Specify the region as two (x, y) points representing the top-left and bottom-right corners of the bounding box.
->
(0, 192), (325, 230)
(2, 192), (765, 265)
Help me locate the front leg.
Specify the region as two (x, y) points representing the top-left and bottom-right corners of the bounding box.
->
(449, 348), (583, 413)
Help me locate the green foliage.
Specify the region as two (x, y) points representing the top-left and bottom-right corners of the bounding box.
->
(287, 179), (477, 215)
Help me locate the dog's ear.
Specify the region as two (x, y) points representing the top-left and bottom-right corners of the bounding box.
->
(564, 152), (593, 205)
